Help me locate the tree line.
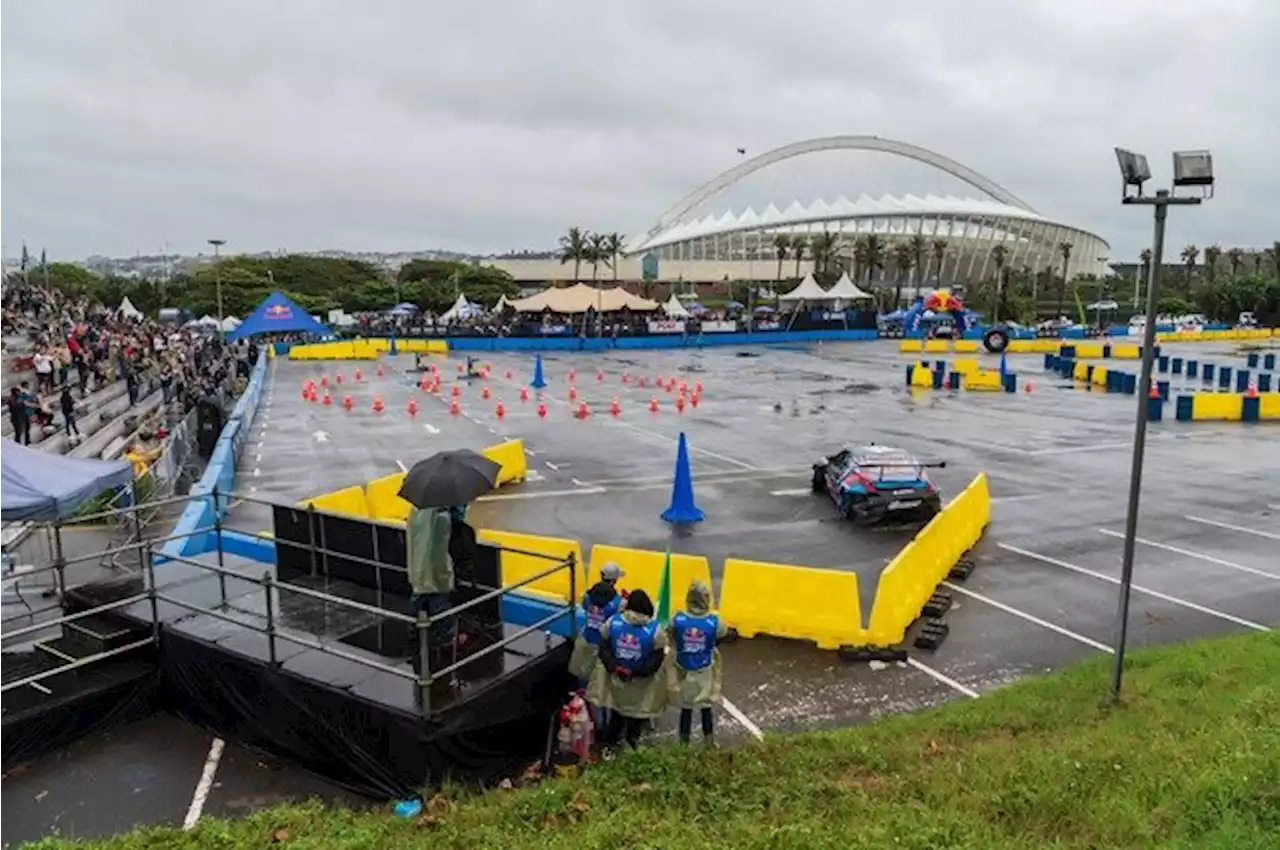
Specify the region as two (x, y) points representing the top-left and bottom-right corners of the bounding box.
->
(8, 255), (520, 320)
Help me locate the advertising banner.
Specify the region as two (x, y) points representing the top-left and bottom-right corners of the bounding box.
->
(647, 320), (686, 334)
(701, 320), (738, 333)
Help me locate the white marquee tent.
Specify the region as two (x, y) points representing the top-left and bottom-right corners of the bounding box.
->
(662, 294), (690, 317)
(778, 273), (832, 302)
(825, 272), (874, 304)
(440, 294), (484, 322)
(508, 283), (659, 314)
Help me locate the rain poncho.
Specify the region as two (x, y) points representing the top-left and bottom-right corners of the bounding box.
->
(568, 581), (623, 681)
(667, 579), (727, 709)
(406, 506), (453, 595)
(587, 609), (669, 720)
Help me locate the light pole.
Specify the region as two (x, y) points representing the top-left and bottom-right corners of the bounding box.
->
(208, 238), (226, 334)
(1110, 148), (1213, 704)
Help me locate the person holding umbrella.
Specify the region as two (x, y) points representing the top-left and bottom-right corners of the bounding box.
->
(398, 449), (502, 675)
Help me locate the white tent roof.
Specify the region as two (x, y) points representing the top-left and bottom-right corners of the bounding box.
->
(663, 295), (690, 317)
(493, 294), (512, 313)
(118, 296), (143, 320)
(220, 316), (242, 331)
(825, 272), (874, 301)
(507, 283), (659, 314)
(440, 294), (481, 322)
(779, 273), (832, 302)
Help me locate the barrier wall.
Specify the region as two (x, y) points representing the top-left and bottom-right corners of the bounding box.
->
(448, 328), (879, 352)
(480, 440), (528, 485)
(899, 340), (980, 354)
(476, 530), (586, 602)
(1156, 328), (1275, 343)
(586, 545), (712, 603)
(718, 559), (862, 649)
(865, 473), (990, 646)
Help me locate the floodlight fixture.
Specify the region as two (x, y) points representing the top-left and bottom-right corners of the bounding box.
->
(1114, 147), (1151, 189)
(1172, 149), (1214, 192)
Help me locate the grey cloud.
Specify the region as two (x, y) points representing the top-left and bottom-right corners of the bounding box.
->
(3, 0), (1277, 261)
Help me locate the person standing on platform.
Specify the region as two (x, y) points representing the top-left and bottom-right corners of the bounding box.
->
(669, 579), (727, 745)
(406, 504), (456, 672)
(589, 588), (667, 750)
(569, 563), (626, 727)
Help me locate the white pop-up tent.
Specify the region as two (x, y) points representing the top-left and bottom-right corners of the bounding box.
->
(439, 294), (483, 322)
(825, 272), (874, 306)
(778, 273), (832, 302)
(117, 297), (144, 320)
(662, 294), (690, 317)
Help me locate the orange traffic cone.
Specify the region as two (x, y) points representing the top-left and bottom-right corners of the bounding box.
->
(676, 395), (686, 414)
(678, 381), (687, 394)
(519, 386), (530, 402)
(335, 372), (344, 384)
(575, 400), (590, 419)
(372, 394), (385, 413)
(596, 369), (605, 382)
(1148, 382), (1160, 399)
(342, 395), (353, 411)
(407, 398), (418, 417)
(451, 384), (460, 399)
(480, 367), (490, 379)
(666, 379), (675, 394)
(1024, 381), (1034, 393)
(456, 362), (464, 375)
(301, 381), (311, 400)
(495, 400), (506, 419)
(656, 374), (664, 385)
(694, 380), (703, 394)
(638, 376), (647, 388)
(622, 371), (630, 384)
(1246, 381), (1259, 398)
(481, 385), (491, 400)
(431, 377), (441, 394)
(690, 392), (700, 409)
(449, 397), (461, 416)
(504, 369), (513, 379)
(537, 400), (548, 419)
(376, 364), (384, 378)
(320, 374), (329, 388)
(419, 376), (430, 392)
(610, 396), (621, 417)
(568, 386), (578, 402)
(321, 392), (332, 406)
(568, 369), (576, 384)
(354, 367), (363, 382)
(648, 396), (659, 413)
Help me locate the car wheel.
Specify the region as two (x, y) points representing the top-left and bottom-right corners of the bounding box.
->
(811, 466), (827, 493)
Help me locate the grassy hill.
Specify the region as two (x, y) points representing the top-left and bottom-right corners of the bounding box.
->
(27, 630), (1280, 850)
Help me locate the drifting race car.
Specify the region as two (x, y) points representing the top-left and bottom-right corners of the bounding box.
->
(812, 444), (945, 526)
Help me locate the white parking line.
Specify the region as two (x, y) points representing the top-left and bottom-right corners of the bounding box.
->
(1097, 529), (1279, 581)
(769, 488), (811, 497)
(998, 543), (1270, 632)
(477, 486), (606, 502)
(182, 737), (225, 830)
(1184, 515), (1280, 541)
(906, 657), (979, 699)
(720, 697), (764, 741)
(545, 461), (559, 471)
(942, 581), (1113, 653)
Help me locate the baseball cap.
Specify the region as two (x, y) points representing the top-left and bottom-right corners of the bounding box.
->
(599, 562), (625, 581)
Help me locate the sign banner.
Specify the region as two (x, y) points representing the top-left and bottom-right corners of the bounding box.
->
(755, 320), (782, 331)
(539, 324), (571, 335)
(648, 320), (686, 334)
(701, 320), (738, 333)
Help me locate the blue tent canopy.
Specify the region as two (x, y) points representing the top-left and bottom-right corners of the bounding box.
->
(228, 291), (331, 341)
(1, 443), (134, 521)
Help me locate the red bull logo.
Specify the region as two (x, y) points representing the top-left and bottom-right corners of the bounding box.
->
(682, 627), (707, 652)
(264, 303), (293, 321)
(616, 631), (642, 660)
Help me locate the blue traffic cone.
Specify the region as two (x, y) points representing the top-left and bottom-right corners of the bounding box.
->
(531, 354), (547, 389)
(660, 432), (704, 523)
(999, 352), (1008, 382)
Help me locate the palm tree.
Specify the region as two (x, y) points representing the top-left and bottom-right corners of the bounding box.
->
(930, 238), (948, 283)
(1181, 245), (1199, 291)
(891, 242), (915, 310)
(792, 235), (808, 278)
(558, 227), (588, 283)
(1202, 244), (1221, 284)
(586, 232), (609, 282)
(772, 234), (791, 286)
(1056, 242), (1073, 319)
(602, 232), (624, 282)
(1268, 242), (1280, 276)
(990, 244), (1009, 323)
(809, 231), (840, 277)
(908, 234), (927, 296)
(861, 234), (885, 289)
(1226, 246), (1245, 278)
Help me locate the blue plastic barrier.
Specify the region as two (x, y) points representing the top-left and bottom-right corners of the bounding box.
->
(1187, 360), (1198, 378)
(1247, 353), (1259, 368)
(1265, 354), (1276, 371)
(1236, 370), (1250, 393)
(1242, 397), (1261, 422)
(1148, 396), (1163, 422)
(1261, 374), (1273, 393)
(1171, 357), (1183, 375)
(1219, 367), (1232, 390)
(1157, 380), (1170, 401)
(1175, 396), (1193, 421)
(1203, 363), (1215, 383)
(1157, 355), (1169, 373)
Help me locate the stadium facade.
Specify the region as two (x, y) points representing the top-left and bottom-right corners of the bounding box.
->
(486, 136), (1110, 287)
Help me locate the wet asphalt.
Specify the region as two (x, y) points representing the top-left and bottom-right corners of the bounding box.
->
(5, 338), (1277, 844)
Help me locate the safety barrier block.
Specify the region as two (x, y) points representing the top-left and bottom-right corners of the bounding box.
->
(481, 439), (528, 485)
(1265, 353), (1276, 371)
(932, 368), (946, 389)
(899, 339), (924, 353)
(947, 372), (962, 389)
(923, 339), (949, 354)
(1043, 353), (1057, 370)
(1242, 397), (1261, 422)
(1157, 380), (1170, 401)
(1059, 344), (1077, 359)
(1260, 394), (1280, 420)
(1157, 355), (1169, 373)
(1072, 360), (1089, 382)
(1105, 370), (1120, 393)
(365, 472), (411, 523)
(586, 545), (712, 604)
(1091, 366), (1108, 388)
(962, 371), (1003, 391)
(305, 485), (370, 518)
(1075, 341), (1104, 359)
(1175, 395), (1193, 421)
(1191, 393), (1242, 421)
(908, 364), (933, 388)
(951, 357), (980, 374)
(1148, 396), (1163, 422)
(478, 529), (586, 602)
(953, 340), (979, 353)
(1109, 343), (1139, 359)
(1124, 374), (1137, 394)
(1187, 360), (1198, 379)
(1203, 363), (1215, 383)
(719, 559), (862, 649)
(1247, 353), (1259, 368)
(1003, 372), (1018, 392)
(1219, 366), (1233, 390)
(1171, 357), (1183, 375)
(1260, 374), (1273, 393)
(1236, 370), (1251, 393)
(866, 473), (990, 647)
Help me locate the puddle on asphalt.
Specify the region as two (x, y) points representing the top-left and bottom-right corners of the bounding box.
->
(809, 381), (880, 396)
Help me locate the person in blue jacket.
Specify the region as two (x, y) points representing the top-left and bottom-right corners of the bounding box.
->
(568, 562), (626, 683)
(668, 579), (728, 744)
(588, 588), (667, 750)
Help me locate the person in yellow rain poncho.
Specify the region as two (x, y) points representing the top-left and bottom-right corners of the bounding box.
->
(587, 588), (667, 750)
(668, 578), (728, 745)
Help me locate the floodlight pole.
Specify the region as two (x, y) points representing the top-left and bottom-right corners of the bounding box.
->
(208, 238), (226, 338)
(1111, 189), (1200, 704)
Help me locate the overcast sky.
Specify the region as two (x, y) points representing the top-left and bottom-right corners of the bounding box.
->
(3, 0), (1277, 262)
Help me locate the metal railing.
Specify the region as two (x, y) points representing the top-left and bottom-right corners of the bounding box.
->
(2, 488), (579, 716)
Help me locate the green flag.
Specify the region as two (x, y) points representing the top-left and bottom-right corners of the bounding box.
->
(655, 548), (672, 625)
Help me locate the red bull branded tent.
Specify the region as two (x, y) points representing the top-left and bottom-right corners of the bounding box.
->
(228, 291), (332, 340)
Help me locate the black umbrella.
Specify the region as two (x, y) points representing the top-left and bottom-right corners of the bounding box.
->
(397, 449), (501, 509)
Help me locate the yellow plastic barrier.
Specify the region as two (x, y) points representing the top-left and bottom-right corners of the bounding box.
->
(1110, 343), (1140, 359)
(481, 439), (528, 485)
(923, 339), (949, 353)
(962, 370), (1002, 391)
(910, 365), (934, 388)
(1007, 339), (1058, 354)
(1260, 394), (1280, 420)
(587, 545), (712, 603)
(1091, 366), (1108, 387)
(1074, 342), (1104, 359)
(719, 559), (862, 649)
(951, 357), (979, 374)
(1191, 394), (1243, 421)
(478, 530), (586, 602)
(365, 473), (411, 523)
(866, 473), (990, 646)
(305, 485), (370, 518)
(899, 339), (924, 353)
(953, 340), (979, 353)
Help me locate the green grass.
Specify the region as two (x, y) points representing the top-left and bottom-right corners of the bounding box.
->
(29, 631), (1280, 850)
